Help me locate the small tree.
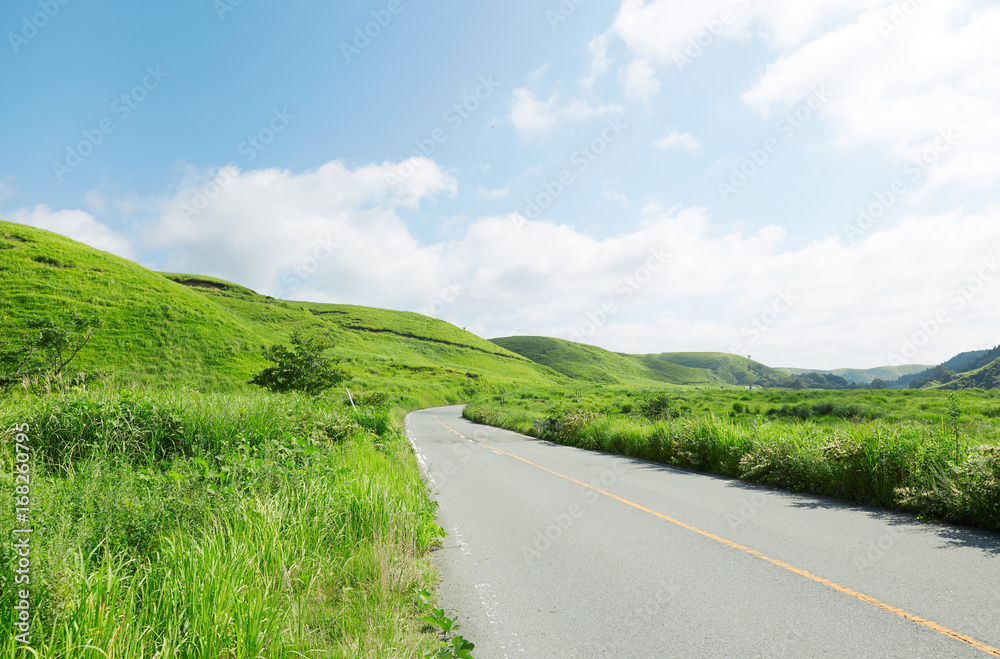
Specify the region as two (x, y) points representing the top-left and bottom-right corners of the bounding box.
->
(870, 378), (888, 390)
(249, 331), (348, 396)
(0, 312), (103, 394)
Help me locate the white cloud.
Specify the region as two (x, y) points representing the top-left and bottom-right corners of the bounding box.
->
(7, 204), (135, 259)
(741, 0), (1000, 191)
(16, 152), (998, 369)
(655, 131), (701, 153)
(508, 87), (622, 140)
(610, 0), (892, 65)
(138, 154), (1000, 367)
(621, 59), (660, 103)
(146, 159), (456, 306)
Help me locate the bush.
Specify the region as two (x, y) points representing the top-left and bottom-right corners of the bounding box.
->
(250, 332), (349, 396)
(638, 393), (682, 420)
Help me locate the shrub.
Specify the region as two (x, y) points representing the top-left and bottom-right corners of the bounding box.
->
(250, 332), (349, 396)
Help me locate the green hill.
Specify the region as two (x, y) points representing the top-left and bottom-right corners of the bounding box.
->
(947, 357), (1000, 389)
(489, 336), (716, 386)
(0, 221), (557, 403)
(649, 352), (791, 387)
(490, 338), (797, 387)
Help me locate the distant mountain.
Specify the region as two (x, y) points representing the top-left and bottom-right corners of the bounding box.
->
(886, 346), (1000, 389)
(777, 365), (930, 385)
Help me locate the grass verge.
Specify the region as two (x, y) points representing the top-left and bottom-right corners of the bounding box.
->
(1, 388), (445, 657)
(464, 387), (1000, 532)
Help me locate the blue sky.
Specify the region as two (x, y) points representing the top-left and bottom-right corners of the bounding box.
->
(3, 0), (1000, 369)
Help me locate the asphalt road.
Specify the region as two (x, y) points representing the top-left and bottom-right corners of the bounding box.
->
(405, 405), (1000, 658)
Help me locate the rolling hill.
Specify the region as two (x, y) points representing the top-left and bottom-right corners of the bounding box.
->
(0, 220), (559, 404)
(490, 337), (797, 388)
(489, 336), (717, 386)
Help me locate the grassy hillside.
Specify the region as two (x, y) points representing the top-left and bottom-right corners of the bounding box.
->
(648, 352), (791, 386)
(949, 356), (1000, 389)
(0, 221), (558, 404)
(490, 336), (715, 386)
(490, 338), (798, 388)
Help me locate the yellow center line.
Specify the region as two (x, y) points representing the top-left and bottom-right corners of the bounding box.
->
(432, 413), (1000, 658)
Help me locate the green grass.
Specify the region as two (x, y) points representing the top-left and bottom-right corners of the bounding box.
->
(0, 389), (444, 657)
(464, 386), (1000, 532)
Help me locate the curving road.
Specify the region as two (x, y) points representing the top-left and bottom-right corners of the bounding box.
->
(406, 405), (1000, 658)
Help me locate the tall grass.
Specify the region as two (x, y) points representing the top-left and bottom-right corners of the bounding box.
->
(465, 395), (1000, 532)
(0, 389), (443, 657)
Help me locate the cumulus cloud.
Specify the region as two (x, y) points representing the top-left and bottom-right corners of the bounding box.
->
(140, 155), (1000, 367)
(145, 158), (456, 306)
(609, 0), (892, 65)
(605, 0), (999, 192)
(7, 204), (135, 259)
(741, 0), (1000, 191)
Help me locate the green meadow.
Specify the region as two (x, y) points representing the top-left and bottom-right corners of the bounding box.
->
(464, 386), (1000, 532)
